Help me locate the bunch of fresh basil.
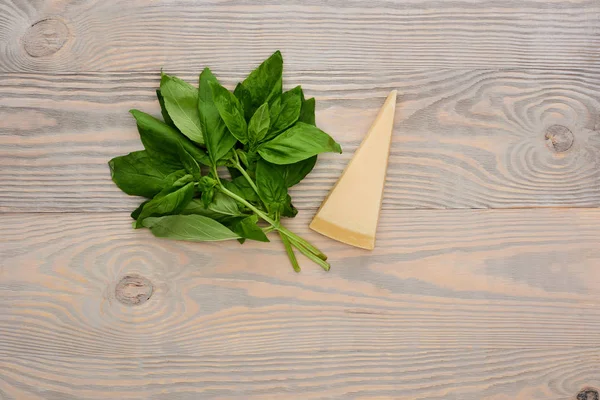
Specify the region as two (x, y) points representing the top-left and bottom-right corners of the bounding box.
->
(109, 51), (342, 272)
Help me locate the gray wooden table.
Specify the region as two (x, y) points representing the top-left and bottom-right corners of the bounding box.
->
(1, 1), (600, 399)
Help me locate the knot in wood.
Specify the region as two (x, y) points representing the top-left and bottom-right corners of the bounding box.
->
(23, 18), (69, 57)
(577, 388), (599, 400)
(115, 275), (153, 306)
(545, 124), (574, 153)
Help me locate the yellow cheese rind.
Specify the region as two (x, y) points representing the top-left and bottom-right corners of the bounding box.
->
(310, 90), (397, 250)
(309, 216), (375, 250)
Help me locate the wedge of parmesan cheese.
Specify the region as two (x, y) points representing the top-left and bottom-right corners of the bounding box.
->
(310, 90), (397, 250)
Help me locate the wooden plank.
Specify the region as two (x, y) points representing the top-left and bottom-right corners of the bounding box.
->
(1, 209), (600, 399)
(1, 0), (599, 73)
(1, 68), (600, 211)
(1, 1), (599, 398)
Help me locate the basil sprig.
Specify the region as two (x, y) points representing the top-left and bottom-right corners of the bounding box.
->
(109, 51), (342, 272)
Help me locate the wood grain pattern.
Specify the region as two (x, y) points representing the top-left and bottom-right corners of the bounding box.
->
(0, 0), (599, 73)
(2, 0), (600, 397)
(2, 68), (600, 211)
(2, 209), (600, 399)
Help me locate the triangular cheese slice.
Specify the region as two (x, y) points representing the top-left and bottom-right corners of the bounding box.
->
(310, 90), (397, 250)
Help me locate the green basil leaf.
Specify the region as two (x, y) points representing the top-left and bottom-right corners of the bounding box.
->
(130, 173), (191, 222)
(242, 51), (283, 117)
(163, 170), (188, 184)
(265, 86), (302, 141)
(156, 89), (175, 127)
(176, 143), (201, 181)
(143, 214), (240, 241)
(210, 80), (248, 144)
(224, 216), (253, 244)
(236, 177), (260, 203)
(198, 68), (237, 164)
(182, 192), (245, 222)
(147, 170), (189, 198)
(159, 73), (204, 145)
(209, 192), (244, 217)
(247, 102), (270, 147)
(108, 150), (182, 198)
(201, 186), (215, 207)
(170, 173), (194, 188)
(215, 149), (236, 167)
(256, 158), (288, 217)
(236, 149), (259, 171)
(221, 177), (259, 203)
(268, 97), (282, 126)
(268, 76), (283, 105)
(197, 175), (217, 189)
(257, 122), (342, 165)
(234, 82), (254, 121)
(182, 199), (224, 221)
(281, 194), (298, 218)
(229, 215), (269, 242)
(135, 182), (195, 228)
(197, 175), (217, 207)
(216, 159), (233, 167)
(237, 150), (250, 168)
(298, 97), (316, 126)
(197, 176), (217, 191)
(130, 109), (209, 167)
(280, 156), (317, 187)
(131, 199), (149, 220)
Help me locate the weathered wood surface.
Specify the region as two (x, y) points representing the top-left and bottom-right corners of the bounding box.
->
(2, 68), (600, 211)
(2, 210), (600, 399)
(1, 0), (600, 398)
(1, 0), (599, 73)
